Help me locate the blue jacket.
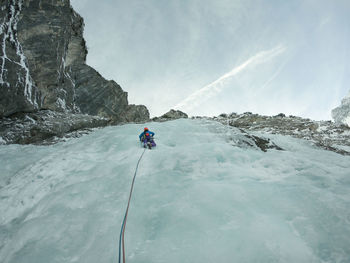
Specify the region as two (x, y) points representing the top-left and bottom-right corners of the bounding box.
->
(139, 131), (155, 141)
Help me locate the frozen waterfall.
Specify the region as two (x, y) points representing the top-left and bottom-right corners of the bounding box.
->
(1, 119), (350, 263)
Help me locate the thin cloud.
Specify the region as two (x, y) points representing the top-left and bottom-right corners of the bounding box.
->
(174, 45), (287, 112)
(259, 52), (290, 91)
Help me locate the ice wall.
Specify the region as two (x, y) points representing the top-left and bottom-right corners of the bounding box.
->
(0, 119), (350, 262)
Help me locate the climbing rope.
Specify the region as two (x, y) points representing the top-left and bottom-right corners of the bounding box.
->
(118, 148), (147, 263)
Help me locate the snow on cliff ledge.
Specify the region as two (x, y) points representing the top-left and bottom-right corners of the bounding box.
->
(332, 91), (350, 126)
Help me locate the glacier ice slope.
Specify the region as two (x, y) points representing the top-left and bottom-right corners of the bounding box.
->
(0, 119), (350, 263)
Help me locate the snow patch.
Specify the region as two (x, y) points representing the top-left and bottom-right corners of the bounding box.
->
(56, 97), (67, 110)
(316, 124), (328, 132)
(344, 116), (350, 127)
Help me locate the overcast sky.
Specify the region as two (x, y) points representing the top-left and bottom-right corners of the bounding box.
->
(71, 0), (350, 120)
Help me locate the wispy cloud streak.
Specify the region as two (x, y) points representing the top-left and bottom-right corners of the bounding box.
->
(174, 45), (287, 112)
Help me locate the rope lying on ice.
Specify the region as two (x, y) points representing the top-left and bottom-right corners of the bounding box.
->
(118, 148), (147, 263)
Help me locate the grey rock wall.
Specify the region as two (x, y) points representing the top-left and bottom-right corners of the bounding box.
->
(1, 0), (149, 124)
(71, 64), (128, 122)
(123, 104), (150, 123)
(0, 0), (40, 116)
(17, 0), (79, 112)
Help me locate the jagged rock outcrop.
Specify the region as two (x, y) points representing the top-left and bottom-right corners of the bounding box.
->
(205, 112), (350, 155)
(332, 91), (350, 127)
(70, 64), (149, 123)
(238, 128), (283, 152)
(123, 104), (150, 123)
(0, 0), (149, 143)
(152, 109), (188, 122)
(71, 64), (128, 120)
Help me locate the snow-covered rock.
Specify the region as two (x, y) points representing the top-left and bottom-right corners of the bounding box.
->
(152, 109), (188, 122)
(207, 112), (350, 155)
(332, 91), (350, 127)
(0, 110), (109, 144)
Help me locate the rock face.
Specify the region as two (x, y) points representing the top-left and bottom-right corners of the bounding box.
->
(123, 104), (150, 123)
(152, 109), (188, 122)
(0, 0), (41, 116)
(71, 64), (149, 124)
(0, 0), (149, 125)
(332, 91), (350, 127)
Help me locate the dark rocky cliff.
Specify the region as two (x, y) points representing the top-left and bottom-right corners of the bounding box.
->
(0, 0), (149, 144)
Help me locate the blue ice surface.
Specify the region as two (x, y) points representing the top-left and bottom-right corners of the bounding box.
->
(0, 118), (350, 263)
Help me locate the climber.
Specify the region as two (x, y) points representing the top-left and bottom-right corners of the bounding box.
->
(139, 127), (156, 149)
